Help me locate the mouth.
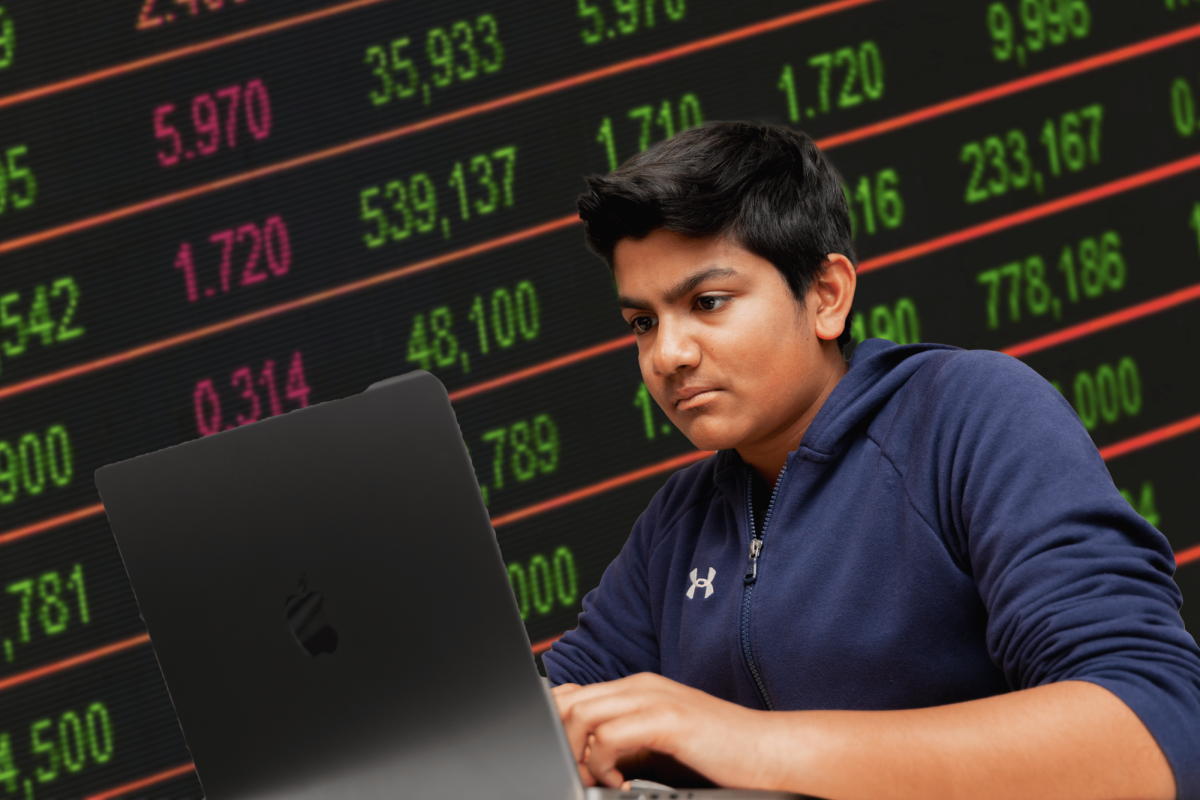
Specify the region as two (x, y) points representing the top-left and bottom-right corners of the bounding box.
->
(675, 389), (721, 411)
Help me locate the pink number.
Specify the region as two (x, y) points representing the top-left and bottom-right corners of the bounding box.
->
(174, 0), (200, 15)
(264, 216), (291, 277)
(231, 366), (261, 426)
(244, 79), (272, 141)
(216, 85), (242, 149)
(174, 242), (199, 302)
(192, 94), (220, 156)
(259, 360), (282, 417)
(209, 229), (235, 293)
(194, 379), (222, 436)
(203, 0), (225, 8)
(286, 351), (311, 407)
(155, 104), (181, 166)
(137, 0), (164, 30)
(237, 223), (266, 285)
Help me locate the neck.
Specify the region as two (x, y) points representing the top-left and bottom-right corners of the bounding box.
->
(737, 344), (848, 489)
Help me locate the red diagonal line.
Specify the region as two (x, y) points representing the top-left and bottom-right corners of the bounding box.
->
(489, 450), (714, 529)
(0, 502), (105, 547)
(0, 633), (149, 694)
(447, 334), (634, 403)
(0, 214), (579, 403)
(857, 151), (1200, 275)
(817, 22), (1200, 150)
(531, 634), (562, 655)
(1003, 282), (1200, 359)
(0, 0), (876, 260)
(83, 762), (196, 800)
(1176, 543), (1200, 567)
(1098, 412), (1200, 462)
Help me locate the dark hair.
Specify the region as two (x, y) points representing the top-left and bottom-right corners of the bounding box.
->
(577, 120), (856, 348)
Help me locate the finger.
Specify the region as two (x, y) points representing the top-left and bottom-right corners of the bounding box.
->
(558, 692), (653, 763)
(584, 712), (680, 786)
(551, 683), (582, 697)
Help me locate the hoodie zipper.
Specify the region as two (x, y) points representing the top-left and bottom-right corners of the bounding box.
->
(741, 463), (786, 711)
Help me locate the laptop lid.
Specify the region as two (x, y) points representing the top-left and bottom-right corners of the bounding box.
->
(94, 370), (582, 800)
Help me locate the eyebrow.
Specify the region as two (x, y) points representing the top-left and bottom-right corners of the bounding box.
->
(617, 267), (740, 310)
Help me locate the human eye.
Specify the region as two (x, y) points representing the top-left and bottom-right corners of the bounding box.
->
(628, 315), (656, 334)
(695, 295), (731, 312)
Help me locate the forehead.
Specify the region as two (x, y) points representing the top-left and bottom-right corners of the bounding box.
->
(612, 230), (768, 293)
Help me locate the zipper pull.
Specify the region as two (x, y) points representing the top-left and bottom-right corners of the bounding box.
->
(744, 537), (762, 584)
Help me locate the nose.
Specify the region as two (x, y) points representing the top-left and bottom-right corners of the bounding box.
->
(648, 315), (701, 377)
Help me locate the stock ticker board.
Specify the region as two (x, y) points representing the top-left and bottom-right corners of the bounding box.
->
(0, 0), (1199, 796)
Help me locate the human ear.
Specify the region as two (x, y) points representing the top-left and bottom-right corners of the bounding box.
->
(811, 253), (856, 341)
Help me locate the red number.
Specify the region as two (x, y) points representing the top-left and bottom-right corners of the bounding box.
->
(194, 379), (221, 436)
(174, 243), (199, 302)
(209, 229), (235, 293)
(259, 360), (282, 417)
(245, 80), (272, 141)
(237, 223), (266, 286)
(203, 0), (225, 8)
(137, 0), (165, 29)
(286, 351), (311, 407)
(192, 94), (220, 156)
(155, 104), (182, 167)
(231, 366), (261, 426)
(216, 85), (242, 149)
(264, 216), (291, 277)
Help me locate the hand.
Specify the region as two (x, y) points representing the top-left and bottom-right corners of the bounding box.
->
(551, 673), (774, 790)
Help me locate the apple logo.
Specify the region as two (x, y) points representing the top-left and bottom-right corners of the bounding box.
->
(285, 575), (338, 657)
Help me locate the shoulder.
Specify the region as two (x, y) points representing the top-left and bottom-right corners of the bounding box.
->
(630, 451), (728, 552)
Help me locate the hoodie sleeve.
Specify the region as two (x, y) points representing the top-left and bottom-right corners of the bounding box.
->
(542, 471), (683, 686)
(935, 351), (1200, 798)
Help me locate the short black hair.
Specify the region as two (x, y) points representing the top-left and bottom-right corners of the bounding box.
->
(577, 120), (856, 348)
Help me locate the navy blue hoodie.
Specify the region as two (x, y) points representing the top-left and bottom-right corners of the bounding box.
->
(544, 340), (1200, 797)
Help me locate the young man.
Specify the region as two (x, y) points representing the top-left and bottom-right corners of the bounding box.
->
(541, 121), (1200, 799)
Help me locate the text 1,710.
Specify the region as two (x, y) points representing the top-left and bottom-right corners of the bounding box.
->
(155, 79), (272, 168)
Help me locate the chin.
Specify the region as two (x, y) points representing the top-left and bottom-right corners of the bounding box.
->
(676, 416), (745, 452)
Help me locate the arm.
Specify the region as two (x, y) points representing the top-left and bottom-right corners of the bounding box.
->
(553, 673), (1175, 799)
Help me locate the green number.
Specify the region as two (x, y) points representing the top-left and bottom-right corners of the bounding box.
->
(475, 14), (504, 73)
(409, 173), (437, 233)
(1078, 236), (1103, 297)
(66, 563), (89, 625)
(962, 142), (989, 204)
(578, 0), (604, 44)
(451, 20), (479, 81)
(988, 3), (1014, 61)
(859, 41), (884, 100)
(1066, 0), (1091, 37)
(977, 268), (1002, 329)
(405, 313), (432, 371)
(1000, 261), (1022, 323)
(1, 291), (25, 356)
(38, 572), (69, 636)
(528, 555), (554, 615)
(492, 146), (517, 207)
(778, 64), (799, 123)
(515, 281), (540, 339)
(854, 175), (876, 235)
(0, 734), (16, 793)
(365, 45), (392, 106)
(1190, 202), (1200, 257)
(876, 169), (904, 229)
(808, 52), (832, 114)
(389, 37), (418, 99)
(1079, 103), (1103, 163)
(1172, 78), (1196, 137)
(614, 0), (638, 34)
(385, 180), (413, 241)
(678, 92), (703, 130)
(1044, 0), (1068, 44)
(508, 563), (529, 619)
(360, 188), (388, 248)
(1101, 231), (1126, 290)
(655, 99), (675, 140)
(1117, 357), (1142, 416)
(1072, 357), (1141, 429)
(468, 294), (490, 354)
(1040, 116), (1061, 176)
(1057, 244), (1079, 302)
(629, 105), (653, 152)
(984, 135), (1009, 196)
(426, 27), (454, 87)
(664, 0), (685, 21)
(0, 441), (15, 504)
(7, 579), (32, 642)
(58, 712), (85, 774)
(834, 46), (862, 108)
(18, 432), (44, 496)
(0, 7), (13, 71)
(869, 305), (895, 342)
(482, 428), (506, 489)
(635, 382), (656, 439)
(1025, 256), (1052, 316)
(509, 422), (537, 482)
(26, 285), (54, 346)
(553, 547), (578, 606)
(1008, 130), (1033, 188)
(533, 413), (559, 472)
(50, 278), (84, 342)
(471, 154), (499, 215)
(597, 116), (618, 171)
(85, 703), (113, 764)
(30, 718), (58, 783)
(1121, 482), (1160, 528)
(428, 307), (458, 369)
(1059, 112), (1086, 171)
(1022, 0), (1046, 51)
(448, 161), (470, 221)
(894, 298), (921, 343)
(5, 146), (35, 209)
(491, 288), (516, 348)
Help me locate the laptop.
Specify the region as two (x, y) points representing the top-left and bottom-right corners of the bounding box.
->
(94, 370), (805, 800)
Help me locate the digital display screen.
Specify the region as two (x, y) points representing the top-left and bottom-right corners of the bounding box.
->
(0, 0), (1198, 796)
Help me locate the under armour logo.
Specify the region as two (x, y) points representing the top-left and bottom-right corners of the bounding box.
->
(686, 567), (716, 599)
